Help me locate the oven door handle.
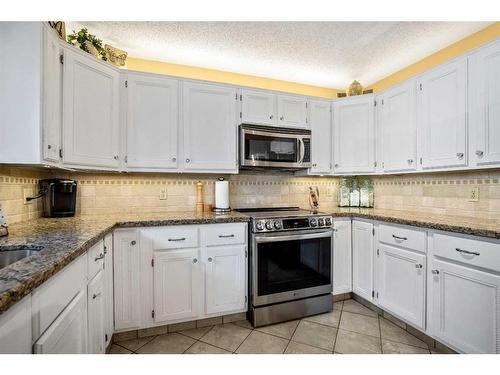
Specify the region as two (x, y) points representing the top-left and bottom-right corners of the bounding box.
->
(255, 230), (333, 243)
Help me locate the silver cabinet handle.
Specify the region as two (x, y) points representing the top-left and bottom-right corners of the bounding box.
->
(131, 240), (136, 246)
(47, 144), (52, 150)
(407, 159), (414, 164)
(192, 258), (198, 263)
(456, 152), (464, 160)
(168, 237), (186, 242)
(415, 264), (423, 269)
(475, 150), (484, 158)
(92, 292), (101, 300)
(218, 234), (235, 238)
(186, 158), (191, 163)
(114, 155), (119, 160)
(103, 245), (107, 255)
(172, 157), (177, 162)
(431, 269), (440, 275)
(455, 248), (480, 256)
(208, 257), (213, 262)
(269, 115), (273, 119)
(95, 253), (104, 262)
(280, 116), (284, 121)
(392, 234), (408, 241)
(334, 163), (339, 168)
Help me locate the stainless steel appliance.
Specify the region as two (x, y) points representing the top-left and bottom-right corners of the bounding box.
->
(235, 207), (333, 327)
(240, 125), (311, 169)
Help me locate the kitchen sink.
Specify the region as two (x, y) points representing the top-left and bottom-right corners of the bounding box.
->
(0, 246), (44, 270)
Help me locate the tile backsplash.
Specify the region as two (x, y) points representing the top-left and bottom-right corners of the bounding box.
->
(1, 166), (499, 224)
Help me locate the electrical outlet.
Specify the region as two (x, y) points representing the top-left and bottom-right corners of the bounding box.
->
(23, 188), (33, 205)
(469, 186), (479, 202)
(159, 187), (168, 200)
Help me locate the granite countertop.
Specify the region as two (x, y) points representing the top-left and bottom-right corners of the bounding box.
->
(0, 211), (250, 314)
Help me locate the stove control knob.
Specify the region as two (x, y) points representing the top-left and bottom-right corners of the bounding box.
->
(325, 217), (332, 226)
(318, 218), (325, 227)
(274, 221), (282, 230)
(310, 218), (317, 227)
(265, 221), (274, 230)
(256, 221), (265, 231)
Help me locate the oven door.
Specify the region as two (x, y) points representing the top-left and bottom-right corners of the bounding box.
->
(252, 229), (333, 307)
(240, 126), (310, 168)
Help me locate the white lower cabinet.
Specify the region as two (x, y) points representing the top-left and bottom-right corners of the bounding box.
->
(34, 290), (88, 354)
(333, 219), (352, 294)
(87, 270), (105, 354)
(205, 245), (246, 315)
(352, 220), (374, 302)
(103, 234), (114, 348)
(376, 244), (426, 329)
(0, 295), (32, 354)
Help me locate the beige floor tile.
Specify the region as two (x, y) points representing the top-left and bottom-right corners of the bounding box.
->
(382, 311), (407, 329)
(285, 341), (331, 354)
(185, 341), (232, 354)
(303, 310), (341, 328)
(379, 318), (428, 349)
(179, 326), (214, 340)
(382, 340), (430, 354)
(200, 323), (252, 352)
(333, 301), (343, 311)
(334, 329), (381, 354)
(115, 336), (156, 352)
(291, 320), (337, 351)
(256, 320), (299, 339)
(136, 333), (196, 354)
(109, 344), (133, 354)
(339, 311), (380, 337)
(236, 331), (289, 354)
(233, 320), (254, 329)
(342, 299), (378, 317)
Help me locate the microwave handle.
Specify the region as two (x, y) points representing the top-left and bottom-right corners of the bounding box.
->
(298, 138), (305, 164)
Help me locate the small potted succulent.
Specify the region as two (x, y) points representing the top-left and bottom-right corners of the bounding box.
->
(67, 28), (107, 61)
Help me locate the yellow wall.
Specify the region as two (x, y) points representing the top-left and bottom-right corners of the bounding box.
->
(126, 22), (500, 98)
(369, 22), (500, 92)
(126, 57), (341, 99)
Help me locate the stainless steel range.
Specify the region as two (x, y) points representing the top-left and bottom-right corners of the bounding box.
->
(234, 207), (333, 327)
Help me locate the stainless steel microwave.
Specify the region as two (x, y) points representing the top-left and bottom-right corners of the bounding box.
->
(239, 124), (311, 169)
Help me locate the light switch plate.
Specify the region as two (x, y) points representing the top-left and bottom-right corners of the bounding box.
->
(468, 186), (479, 202)
(159, 187), (167, 200)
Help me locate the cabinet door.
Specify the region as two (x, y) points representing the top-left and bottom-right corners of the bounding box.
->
(241, 89), (277, 126)
(87, 271), (105, 354)
(277, 95), (308, 128)
(352, 220), (374, 302)
(333, 96), (375, 173)
(182, 82), (238, 172)
(429, 259), (500, 353)
(0, 295), (32, 354)
(103, 234), (114, 348)
(418, 58), (467, 169)
(309, 99), (332, 174)
(380, 80), (417, 172)
(62, 48), (120, 168)
(153, 249), (202, 323)
(42, 26), (62, 163)
(126, 74), (179, 169)
(469, 39), (500, 167)
(333, 220), (352, 295)
(377, 244), (426, 329)
(113, 230), (141, 331)
(205, 245), (246, 315)
(34, 290), (87, 354)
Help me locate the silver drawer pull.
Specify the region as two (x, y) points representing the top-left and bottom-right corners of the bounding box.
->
(94, 253), (104, 262)
(455, 248), (480, 256)
(92, 292), (101, 300)
(218, 234), (235, 238)
(168, 237), (186, 242)
(208, 257), (213, 262)
(415, 264), (423, 269)
(131, 240), (137, 246)
(456, 152), (464, 160)
(192, 258), (198, 263)
(431, 269), (440, 275)
(392, 234), (408, 241)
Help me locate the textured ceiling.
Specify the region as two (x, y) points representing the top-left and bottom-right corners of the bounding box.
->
(67, 22), (491, 88)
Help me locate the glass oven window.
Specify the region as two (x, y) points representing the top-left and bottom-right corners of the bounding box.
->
(244, 134), (298, 163)
(257, 236), (331, 296)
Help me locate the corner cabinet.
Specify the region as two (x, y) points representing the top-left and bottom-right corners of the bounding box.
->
(352, 220), (374, 302)
(333, 95), (375, 174)
(309, 99), (332, 174)
(62, 48), (120, 169)
(418, 58), (467, 170)
(469, 38), (500, 168)
(182, 82), (238, 173)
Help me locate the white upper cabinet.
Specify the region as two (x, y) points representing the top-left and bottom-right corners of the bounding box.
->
(333, 95), (375, 174)
(469, 39), (500, 167)
(309, 99), (332, 174)
(352, 220), (374, 302)
(418, 58), (467, 170)
(62, 48), (120, 169)
(182, 82), (238, 173)
(125, 74), (179, 170)
(241, 89), (277, 126)
(379, 80), (417, 172)
(333, 219), (352, 295)
(277, 94), (308, 128)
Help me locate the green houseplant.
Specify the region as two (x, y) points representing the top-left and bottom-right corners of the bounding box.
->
(67, 28), (107, 61)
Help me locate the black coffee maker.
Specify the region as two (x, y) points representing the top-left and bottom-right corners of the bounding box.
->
(32, 179), (78, 217)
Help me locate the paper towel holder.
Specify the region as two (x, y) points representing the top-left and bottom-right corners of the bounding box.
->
(213, 177), (232, 214)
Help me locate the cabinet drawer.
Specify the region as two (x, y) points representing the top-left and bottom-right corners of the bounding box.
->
(433, 232), (500, 273)
(379, 223), (426, 253)
(203, 223), (246, 247)
(87, 241), (105, 280)
(151, 227), (199, 250)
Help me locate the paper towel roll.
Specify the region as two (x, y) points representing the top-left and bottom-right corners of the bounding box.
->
(215, 179), (229, 209)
